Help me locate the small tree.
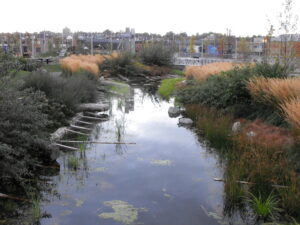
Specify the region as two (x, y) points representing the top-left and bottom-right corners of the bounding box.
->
(277, 0), (299, 70)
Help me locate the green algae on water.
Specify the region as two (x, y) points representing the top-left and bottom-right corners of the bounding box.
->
(60, 210), (72, 216)
(150, 159), (172, 166)
(75, 199), (84, 207)
(99, 200), (144, 225)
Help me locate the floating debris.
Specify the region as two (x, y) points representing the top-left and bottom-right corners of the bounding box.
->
(60, 210), (72, 216)
(150, 160), (172, 166)
(94, 167), (107, 173)
(99, 200), (144, 225)
(163, 193), (173, 199)
(59, 201), (69, 207)
(75, 199), (84, 207)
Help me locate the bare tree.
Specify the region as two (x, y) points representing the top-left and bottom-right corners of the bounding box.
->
(277, 0), (299, 70)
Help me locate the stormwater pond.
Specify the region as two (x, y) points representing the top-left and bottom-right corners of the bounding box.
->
(37, 85), (232, 225)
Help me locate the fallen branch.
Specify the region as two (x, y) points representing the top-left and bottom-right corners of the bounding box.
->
(0, 193), (31, 202)
(58, 140), (136, 145)
(213, 178), (287, 188)
(53, 143), (80, 151)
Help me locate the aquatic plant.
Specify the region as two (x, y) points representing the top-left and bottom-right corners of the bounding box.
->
(185, 105), (233, 150)
(158, 78), (184, 100)
(67, 157), (80, 170)
(246, 191), (281, 221)
(31, 197), (42, 222)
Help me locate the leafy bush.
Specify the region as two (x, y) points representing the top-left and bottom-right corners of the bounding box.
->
(0, 86), (50, 193)
(22, 71), (97, 110)
(139, 43), (173, 66)
(177, 63), (288, 121)
(101, 52), (142, 77)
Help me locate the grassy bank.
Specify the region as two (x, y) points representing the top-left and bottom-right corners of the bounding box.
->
(158, 77), (184, 100)
(185, 104), (300, 223)
(0, 52), (98, 207)
(177, 62), (300, 223)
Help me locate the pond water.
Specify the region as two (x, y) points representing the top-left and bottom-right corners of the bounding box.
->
(40, 85), (229, 225)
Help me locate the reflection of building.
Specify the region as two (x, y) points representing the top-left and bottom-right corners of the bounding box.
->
(124, 88), (135, 114)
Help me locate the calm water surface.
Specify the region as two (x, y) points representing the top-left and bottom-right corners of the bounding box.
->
(40, 87), (227, 225)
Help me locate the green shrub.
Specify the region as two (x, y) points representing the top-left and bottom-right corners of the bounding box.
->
(158, 78), (184, 100)
(177, 63), (288, 122)
(0, 86), (51, 193)
(139, 43), (173, 66)
(101, 52), (141, 77)
(170, 69), (185, 76)
(22, 71), (97, 110)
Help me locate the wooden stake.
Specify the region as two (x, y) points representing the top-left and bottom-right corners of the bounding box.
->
(84, 111), (107, 118)
(65, 129), (89, 136)
(78, 115), (107, 120)
(213, 178), (287, 188)
(58, 140), (136, 144)
(74, 119), (94, 125)
(53, 143), (80, 151)
(0, 193), (30, 202)
(70, 124), (93, 131)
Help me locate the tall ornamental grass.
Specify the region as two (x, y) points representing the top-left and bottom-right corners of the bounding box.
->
(185, 62), (243, 81)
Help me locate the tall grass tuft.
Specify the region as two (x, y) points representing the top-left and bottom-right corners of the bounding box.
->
(185, 104), (233, 150)
(246, 191), (281, 221)
(281, 99), (300, 135)
(185, 62), (242, 81)
(247, 77), (300, 106)
(60, 54), (116, 75)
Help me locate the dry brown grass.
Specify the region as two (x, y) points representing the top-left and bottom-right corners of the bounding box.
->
(184, 62), (243, 81)
(60, 54), (117, 76)
(281, 99), (300, 133)
(247, 77), (300, 105)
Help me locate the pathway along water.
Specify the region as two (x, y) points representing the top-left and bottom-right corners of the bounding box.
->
(37, 85), (230, 225)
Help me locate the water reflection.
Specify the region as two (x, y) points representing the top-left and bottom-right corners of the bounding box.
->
(36, 86), (229, 225)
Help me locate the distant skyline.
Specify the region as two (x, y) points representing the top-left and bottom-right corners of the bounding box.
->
(1, 0), (299, 36)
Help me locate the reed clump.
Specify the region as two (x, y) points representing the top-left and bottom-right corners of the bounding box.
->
(60, 54), (117, 75)
(185, 62), (243, 81)
(281, 99), (300, 134)
(247, 77), (300, 106)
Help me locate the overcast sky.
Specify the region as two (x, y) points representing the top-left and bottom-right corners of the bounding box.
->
(1, 0), (299, 36)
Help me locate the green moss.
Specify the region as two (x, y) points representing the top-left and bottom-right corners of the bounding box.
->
(158, 78), (184, 100)
(109, 85), (130, 95)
